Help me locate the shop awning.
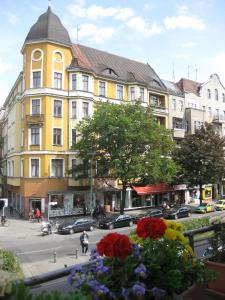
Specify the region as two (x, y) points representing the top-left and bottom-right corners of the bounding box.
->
(132, 184), (173, 195)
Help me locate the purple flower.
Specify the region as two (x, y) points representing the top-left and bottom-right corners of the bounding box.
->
(134, 263), (147, 278)
(132, 243), (143, 258)
(89, 248), (101, 261)
(151, 287), (166, 299)
(95, 264), (109, 274)
(121, 287), (130, 300)
(71, 264), (83, 275)
(67, 274), (73, 285)
(97, 284), (109, 295)
(73, 277), (85, 289)
(132, 283), (146, 297)
(88, 279), (100, 291)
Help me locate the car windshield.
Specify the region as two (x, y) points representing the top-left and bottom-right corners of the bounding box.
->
(218, 201), (223, 204)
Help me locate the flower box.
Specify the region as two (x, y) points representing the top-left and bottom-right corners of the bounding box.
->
(205, 261), (225, 298)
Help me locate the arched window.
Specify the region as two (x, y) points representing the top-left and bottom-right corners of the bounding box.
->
(215, 89), (219, 101)
(207, 89), (211, 99)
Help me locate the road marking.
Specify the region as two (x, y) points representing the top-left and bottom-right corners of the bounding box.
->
(17, 246), (61, 255)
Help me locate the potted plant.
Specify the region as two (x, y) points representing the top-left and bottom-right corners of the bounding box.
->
(205, 216), (225, 298)
(67, 218), (214, 299)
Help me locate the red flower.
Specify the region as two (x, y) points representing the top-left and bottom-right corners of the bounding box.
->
(97, 233), (132, 260)
(136, 217), (167, 239)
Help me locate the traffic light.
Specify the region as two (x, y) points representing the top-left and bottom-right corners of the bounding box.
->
(0, 200), (5, 210)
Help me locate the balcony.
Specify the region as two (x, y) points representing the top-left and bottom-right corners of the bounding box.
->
(212, 114), (225, 123)
(7, 177), (21, 186)
(26, 114), (44, 125)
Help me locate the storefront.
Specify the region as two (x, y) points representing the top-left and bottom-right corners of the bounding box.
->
(132, 184), (173, 208)
(172, 185), (188, 205)
(203, 185), (212, 201)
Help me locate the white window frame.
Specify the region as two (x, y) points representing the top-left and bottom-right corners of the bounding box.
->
(30, 127), (40, 145)
(50, 158), (64, 177)
(215, 89), (219, 101)
(71, 101), (77, 119)
(98, 80), (106, 97)
(82, 101), (89, 118)
(140, 87), (145, 102)
(82, 75), (89, 92)
(179, 100), (184, 112)
(29, 157), (40, 178)
(30, 98), (41, 115)
(116, 84), (124, 100)
(53, 99), (63, 117)
(53, 71), (63, 89)
(31, 69), (42, 88)
(21, 159), (24, 177)
(53, 127), (62, 146)
(208, 107), (212, 118)
(172, 99), (176, 111)
(207, 89), (211, 99)
(130, 86), (135, 101)
(71, 74), (77, 90)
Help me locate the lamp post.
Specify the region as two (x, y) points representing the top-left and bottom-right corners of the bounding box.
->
(89, 152), (95, 216)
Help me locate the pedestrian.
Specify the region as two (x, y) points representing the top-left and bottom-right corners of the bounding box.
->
(80, 230), (89, 255)
(9, 205), (13, 216)
(35, 208), (41, 223)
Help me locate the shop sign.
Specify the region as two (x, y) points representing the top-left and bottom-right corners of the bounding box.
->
(173, 184), (187, 190)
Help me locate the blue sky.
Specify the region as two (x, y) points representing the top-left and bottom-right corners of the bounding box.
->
(1, 0), (225, 103)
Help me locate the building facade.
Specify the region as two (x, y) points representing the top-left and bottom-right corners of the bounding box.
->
(1, 7), (171, 217)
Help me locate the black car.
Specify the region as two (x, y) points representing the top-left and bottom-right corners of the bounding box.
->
(165, 207), (191, 219)
(136, 209), (164, 220)
(99, 214), (136, 230)
(57, 218), (96, 234)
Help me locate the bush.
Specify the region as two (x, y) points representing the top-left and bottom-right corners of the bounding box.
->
(181, 217), (210, 231)
(0, 250), (20, 273)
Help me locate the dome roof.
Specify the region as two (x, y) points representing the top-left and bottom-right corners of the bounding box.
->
(24, 7), (71, 46)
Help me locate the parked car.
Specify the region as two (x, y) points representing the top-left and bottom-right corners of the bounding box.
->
(215, 200), (225, 211)
(99, 214), (136, 230)
(138, 209), (164, 220)
(194, 203), (216, 214)
(165, 207), (191, 219)
(57, 218), (96, 234)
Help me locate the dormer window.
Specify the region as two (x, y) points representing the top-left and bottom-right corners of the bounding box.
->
(207, 89), (211, 99)
(102, 68), (117, 77)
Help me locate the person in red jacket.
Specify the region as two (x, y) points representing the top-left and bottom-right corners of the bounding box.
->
(35, 208), (41, 223)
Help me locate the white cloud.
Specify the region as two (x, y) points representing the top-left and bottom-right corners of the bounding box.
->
(126, 17), (161, 37)
(177, 5), (189, 15)
(6, 12), (21, 25)
(115, 8), (134, 21)
(182, 41), (197, 48)
(164, 15), (205, 31)
(0, 59), (14, 72)
(69, 24), (115, 44)
(209, 53), (225, 85)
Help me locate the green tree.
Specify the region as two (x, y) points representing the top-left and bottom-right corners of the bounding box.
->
(73, 101), (178, 214)
(173, 123), (225, 205)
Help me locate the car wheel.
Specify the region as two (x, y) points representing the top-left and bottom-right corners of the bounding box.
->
(109, 224), (114, 230)
(129, 221), (133, 227)
(69, 229), (74, 234)
(188, 212), (191, 217)
(175, 215), (178, 220)
(89, 226), (94, 231)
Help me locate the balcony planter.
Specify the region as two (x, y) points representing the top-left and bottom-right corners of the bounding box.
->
(173, 284), (209, 300)
(205, 261), (225, 298)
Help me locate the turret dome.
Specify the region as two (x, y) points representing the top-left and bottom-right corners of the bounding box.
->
(24, 7), (71, 47)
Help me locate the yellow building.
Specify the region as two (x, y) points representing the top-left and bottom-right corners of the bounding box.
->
(1, 6), (169, 218)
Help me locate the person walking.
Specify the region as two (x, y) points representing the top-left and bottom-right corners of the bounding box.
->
(9, 205), (13, 216)
(80, 230), (89, 255)
(35, 208), (41, 223)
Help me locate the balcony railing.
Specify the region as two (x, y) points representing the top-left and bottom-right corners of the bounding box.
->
(212, 114), (225, 123)
(26, 114), (44, 124)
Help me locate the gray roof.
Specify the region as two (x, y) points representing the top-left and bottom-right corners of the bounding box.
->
(162, 79), (184, 97)
(72, 44), (167, 91)
(24, 7), (71, 46)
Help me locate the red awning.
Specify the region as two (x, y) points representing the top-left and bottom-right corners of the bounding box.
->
(132, 184), (173, 195)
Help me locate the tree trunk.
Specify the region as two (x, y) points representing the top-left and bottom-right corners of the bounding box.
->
(120, 182), (127, 215)
(199, 184), (203, 205)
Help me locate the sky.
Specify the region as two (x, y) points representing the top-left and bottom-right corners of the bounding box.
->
(0, 0), (225, 104)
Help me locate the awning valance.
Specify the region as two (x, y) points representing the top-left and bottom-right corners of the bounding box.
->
(132, 184), (173, 195)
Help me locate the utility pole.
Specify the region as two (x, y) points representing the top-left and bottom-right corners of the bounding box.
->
(195, 68), (198, 81)
(172, 62), (175, 81)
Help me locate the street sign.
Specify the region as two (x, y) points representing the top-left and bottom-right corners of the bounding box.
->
(49, 202), (57, 206)
(0, 198), (8, 207)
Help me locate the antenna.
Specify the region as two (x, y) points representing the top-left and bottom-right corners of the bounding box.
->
(195, 68), (198, 81)
(48, 0), (52, 8)
(76, 25), (81, 44)
(172, 62), (175, 81)
(187, 65), (190, 79)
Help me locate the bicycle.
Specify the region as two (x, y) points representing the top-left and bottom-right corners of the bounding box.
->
(1, 216), (10, 227)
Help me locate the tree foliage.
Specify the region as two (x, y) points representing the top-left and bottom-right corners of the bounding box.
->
(73, 101), (178, 213)
(173, 123), (225, 203)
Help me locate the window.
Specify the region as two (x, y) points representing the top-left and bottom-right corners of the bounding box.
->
(215, 89), (219, 101)
(12, 161), (14, 177)
(82, 102), (89, 118)
(223, 93), (225, 103)
(7, 161), (10, 176)
(223, 111), (225, 120)
(53, 128), (62, 145)
(54, 72), (62, 89)
(30, 159), (39, 177)
(21, 129), (24, 146)
(208, 107), (212, 118)
(82, 75), (89, 91)
(54, 100), (62, 117)
(172, 99), (176, 110)
(51, 159), (63, 177)
(207, 89), (211, 99)
(33, 71), (41, 88)
(140, 88), (144, 102)
(202, 106), (205, 111)
(99, 81), (106, 96)
(117, 85), (123, 100)
(31, 127), (40, 145)
(151, 95), (158, 106)
(72, 129), (76, 145)
(71, 74), (77, 90)
(216, 109), (219, 117)
(130, 87), (135, 101)
(71, 101), (77, 119)
(172, 117), (186, 129)
(71, 159), (76, 178)
(31, 99), (40, 115)
(83, 159), (89, 176)
(21, 160), (24, 177)
(179, 100), (184, 112)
